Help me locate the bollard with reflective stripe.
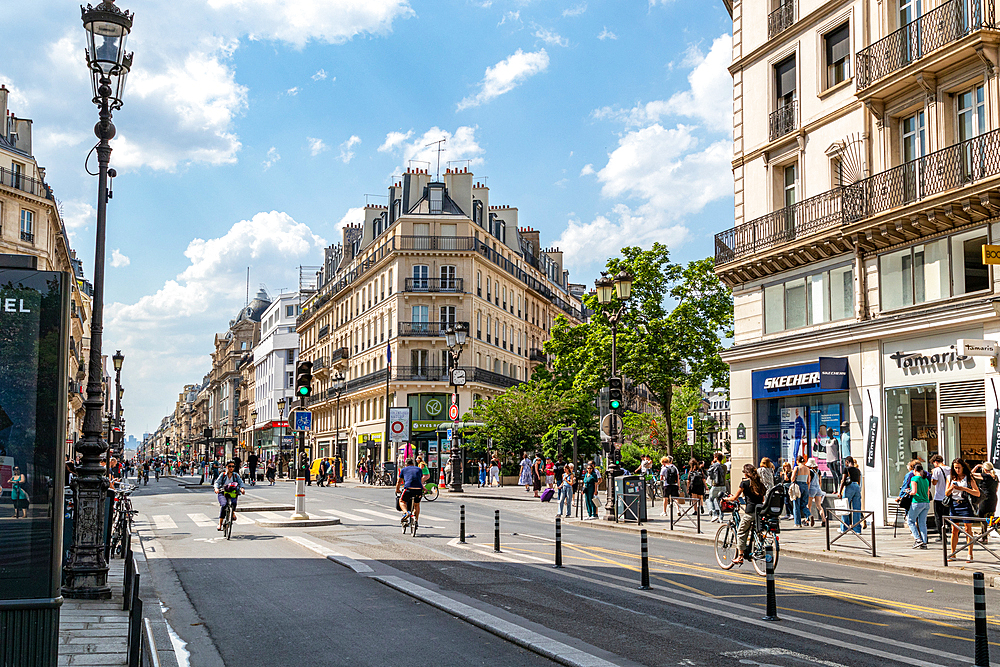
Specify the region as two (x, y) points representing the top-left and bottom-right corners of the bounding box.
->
(762, 543), (780, 621)
(975, 571), (990, 667)
(554, 516), (563, 568)
(639, 529), (650, 590)
(460, 505), (466, 544)
(494, 510), (501, 553)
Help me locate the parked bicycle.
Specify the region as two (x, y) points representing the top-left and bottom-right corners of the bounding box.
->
(108, 483), (138, 558)
(714, 499), (780, 576)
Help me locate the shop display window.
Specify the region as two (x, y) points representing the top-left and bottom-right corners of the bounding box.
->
(756, 392), (849, 490)
(884, 384), (937, 495)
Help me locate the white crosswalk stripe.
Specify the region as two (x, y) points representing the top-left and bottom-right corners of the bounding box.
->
(318, 509), (372, 522)
(152, 515), (177, 530)
(256, 511), (290, 521)
(355, 508), (404, 521)
(414, 512), (448, 523)
(187, 513), (214, 527)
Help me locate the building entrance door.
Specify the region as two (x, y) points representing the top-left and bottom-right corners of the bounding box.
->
(943, 412), (988, 466)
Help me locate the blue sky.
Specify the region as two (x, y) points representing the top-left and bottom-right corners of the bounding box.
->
(2, 0), (733, 434)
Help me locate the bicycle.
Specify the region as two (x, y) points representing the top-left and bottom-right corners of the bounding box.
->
(108, 483), (138, 558)
(221, 496), (237, 540)
(142, 469), (149, 486)
(423, 481), (439, 501)
(714, 499), (779, 576)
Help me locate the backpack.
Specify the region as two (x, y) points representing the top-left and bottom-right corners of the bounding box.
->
(711, 463), (726, 487)
(663, 465), (678, 486)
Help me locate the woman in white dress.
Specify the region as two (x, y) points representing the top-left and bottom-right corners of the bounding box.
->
(518, 453), (533, 491)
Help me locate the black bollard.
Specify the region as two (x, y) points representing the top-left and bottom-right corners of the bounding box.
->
(975, 571), (990, 666)
(762, 543), (780, 621)
(494, 510), (501, 553)
(554, 516), (563, 568)
(460, 505), (466, 544)
(639, 529), (650, 590)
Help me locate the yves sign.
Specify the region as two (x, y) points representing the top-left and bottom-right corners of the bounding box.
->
(752, 357), (850, 399)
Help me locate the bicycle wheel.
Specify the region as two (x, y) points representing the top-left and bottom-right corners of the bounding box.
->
(224, 506), (233, 540)
(411, 516), (418, 536)
(752, 531), (779, 576)
(714, 522), (738, 570)
(424, 485), (439, 501)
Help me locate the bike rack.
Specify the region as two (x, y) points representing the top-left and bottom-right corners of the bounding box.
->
(824, 508), (876, 557)
(669, 498), (702, 534)
(942, 517), (1000, 566)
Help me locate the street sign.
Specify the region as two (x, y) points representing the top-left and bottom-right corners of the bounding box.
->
(983, 244), (1000, 264)
(280, 435), (296, 450)
(650, 437), (659, 447)
(291, 410), (312, 431)
(446, 428), (453, 440)
(388, 407), (411, 443)
(686, 415), (694, 431)
(449, 404), (459, 420)
(687, 430), (695, 448)
(601, 413), (623, 438)
(451, 369), (466, 386)
(958, 338), (998, 356)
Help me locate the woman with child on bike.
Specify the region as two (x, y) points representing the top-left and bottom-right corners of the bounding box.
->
(726, 464), (767, 565)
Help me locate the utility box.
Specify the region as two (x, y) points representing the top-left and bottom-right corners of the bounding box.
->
(615, 475), (647, 523)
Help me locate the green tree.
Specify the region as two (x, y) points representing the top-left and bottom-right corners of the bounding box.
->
(545, 245), (733, 455)
(463, 382), (573, 456)
(669, 385), (715, 461)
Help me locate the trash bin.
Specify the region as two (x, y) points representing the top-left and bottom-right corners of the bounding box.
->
(615, 475), (647, 523)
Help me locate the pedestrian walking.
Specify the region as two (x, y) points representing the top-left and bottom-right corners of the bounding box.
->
(545, 458), (555, 489)
(837, 456), (862, 534)
(930, 454), (949, 538)
(266, 461), (276, 485)
(688, 459), (706, 513)
(793, 455), (810, 527)
(779, 461), (794, 520)
(10, 467), (28, 518)
(660, 456), (679, 516)
(757, 457), (775, 491)
(946, 458), (981, 563)
(478, 460), (487, 488)
(806, 458), (825, 527)
(518, 453), (533, 491)
(558, 463), (574, 517)
(583, 463), (599, 519)
(333, 455), (342, 487)
(707, 453), (728, 522)
(906, 462), (931, 548)
(531, 454), (543, 498)
(973, 462), (998, 542)
(489, 457), (500, 487)
(247, 452), (259, 486)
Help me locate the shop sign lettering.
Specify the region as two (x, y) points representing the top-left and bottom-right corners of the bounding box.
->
(889, 346), (970, 371)
(762, 372), (820, 390)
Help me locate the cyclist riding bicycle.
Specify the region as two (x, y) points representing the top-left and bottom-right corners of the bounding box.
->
(213, 460), (246, 531)
(396, 457), (426, 529)
(725, 463), (767, 566)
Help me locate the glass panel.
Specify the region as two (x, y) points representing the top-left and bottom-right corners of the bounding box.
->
(830, 265), (854, 321)
(784, 164), (797, 208)
(959, 90), (975, 143)
(902, 112), (926, 162)
(808, 272), (829, 324)
(880, 248), (912, 310)
(952, 230), (989, 294)
(764, 283), (784, 333)
(440, 223), (456, 236)
(913, 238), (948, 303)
(413, 223), (430, 236)
(429, 188), (443, 214)
(884, 385), (936, 496)
(784, 277), (807, 330)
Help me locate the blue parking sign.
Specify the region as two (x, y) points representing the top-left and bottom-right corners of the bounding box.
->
(295, 411), (313, 431)
(446, 428), (453, 440)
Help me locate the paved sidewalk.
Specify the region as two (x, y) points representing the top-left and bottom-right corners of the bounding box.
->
(58, 560), (128, 665)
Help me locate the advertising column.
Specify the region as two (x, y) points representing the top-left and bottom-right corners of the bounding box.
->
(0, 262), (69, 665)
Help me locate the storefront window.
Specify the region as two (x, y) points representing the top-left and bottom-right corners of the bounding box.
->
(756, 391), (849, 490)
(883, 384), (937, 495)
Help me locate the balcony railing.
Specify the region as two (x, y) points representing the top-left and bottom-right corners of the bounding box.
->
(767, 1), (795, 39)
(471, 368), (522, 389)
(396, 366), (452, 381)
(0, 167), (47, 197)
(312, 356), (327, 371)
(318, 324), (329, 339)
(330, 346), (349, 363)
(768, 101), (797, 142)
(403, 277), (464, 293)
(398, 321), (470, 337)
(528, 348), (545, 362)
(398, 236), (476, 251)
(20, 230), (34, 243)
(715, 127), (1000, 265)
(856, 0), (992, 91)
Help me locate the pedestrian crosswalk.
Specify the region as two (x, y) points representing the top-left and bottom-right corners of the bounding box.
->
(187, 513), (214, 527)
(318, 509), (372, 522)
(152, 515), (177, 530)
(146, 506), (454, 531)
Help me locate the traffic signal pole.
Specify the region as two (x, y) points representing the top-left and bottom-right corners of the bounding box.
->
(291, 361), (312, 521)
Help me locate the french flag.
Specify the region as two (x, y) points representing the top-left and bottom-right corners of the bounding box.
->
(386, 342), (391, 368)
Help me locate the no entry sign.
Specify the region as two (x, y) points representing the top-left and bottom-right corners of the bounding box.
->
(388, 407), (411, 443)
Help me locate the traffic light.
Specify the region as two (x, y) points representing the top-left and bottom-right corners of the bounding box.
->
(608, 377), (623, 411)
(204, 427), (213, 441)
(295, 361), (313, 398)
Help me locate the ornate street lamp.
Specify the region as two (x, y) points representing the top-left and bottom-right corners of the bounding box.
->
(332, 371), (346, 462)
(445, 322), (469, 492)
(64, 0), (133, 600)
(593, 269), (634, 519)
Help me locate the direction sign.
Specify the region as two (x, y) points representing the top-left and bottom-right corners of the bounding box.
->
(601, 413), (623, 438)
(449, 404), (459, 420)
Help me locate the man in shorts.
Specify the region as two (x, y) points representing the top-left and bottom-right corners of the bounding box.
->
(396, 457), (425, 528)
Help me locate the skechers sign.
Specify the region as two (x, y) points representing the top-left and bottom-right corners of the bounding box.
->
(752, 358), (850, 399)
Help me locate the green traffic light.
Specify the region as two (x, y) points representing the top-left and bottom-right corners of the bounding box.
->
(610, 400), (621, 409)
(297, 386), (310, 396)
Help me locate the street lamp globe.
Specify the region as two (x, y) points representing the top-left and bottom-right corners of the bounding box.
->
(277, 397), (286, 417)
(595, 274), (614, 305)
(445, 327), (457, 348)
(251, 409), (258, 423)
(81, 0), (134, 109)
(614, 270), (634, 301)
(111, 349), (124, 372)
(454, 322), (469, 346)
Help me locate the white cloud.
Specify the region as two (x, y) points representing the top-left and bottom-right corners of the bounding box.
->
(386, 126), (485, 175)
(598, 27), (617, 40)
(457, 49), (549, 110)
(335, 207), (365, 235)
(498, 10), (521, 27)
(580, 163), (594, 176)
(263, 147), (281, 170)
(534, 28), (569, 47)
(286, 86), (300, 96)
(308, 137), (328, 156)
(312, 69), (328, 81)
(105, 211), (326, 431)
(563, 3), (587, 16)
(339, 135), (362, 163)
(111, 249), (131, 268)
(378, 130), (414, 152)
(591, 34), (732, 134)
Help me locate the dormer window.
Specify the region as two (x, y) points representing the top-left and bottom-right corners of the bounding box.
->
(429, 185), (444, 214)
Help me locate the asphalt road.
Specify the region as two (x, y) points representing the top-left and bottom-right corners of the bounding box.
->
(132, 476), (1000, 667)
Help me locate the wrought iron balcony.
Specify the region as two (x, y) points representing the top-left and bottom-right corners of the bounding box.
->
(318, 324), (329, 339)
(0, 167), (46, 197)
(767, 1), (795, 39)
(398, 236), (476, 251)
(330, 346), (349, 363)
(312, 356), (327, 371)
(396, 366), (452, 381)
(856, 0), (992, 91)
(20, 230), (34, 243)
(528, 348), (545, 362)
(398, 321), (469, 337)
(715, 127), (1000, 266)
(471, 368), (522, 389)
(768, 101), (797, 142)
(403, 277), (464, 292)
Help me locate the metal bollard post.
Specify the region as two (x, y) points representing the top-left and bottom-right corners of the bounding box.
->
(762, 543), (780, 621)
(669, 499), (674, 530)
(975, 571), (990, 667)
(639, 529), (650, 590)
(494, 510), (501, 553)
(554, 516), (563, 568)
(696, 499), (701, 534)
(460, 505), (466, 544)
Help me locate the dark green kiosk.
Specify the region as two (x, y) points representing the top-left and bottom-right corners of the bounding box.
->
(0, 255), (70, 667)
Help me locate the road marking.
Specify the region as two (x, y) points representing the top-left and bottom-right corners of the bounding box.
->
(152, 515), (177, 530)
(356, 508), (403, 521)
(721, 648), (850, 667)
(318, 509), (372, 522)
(414, 512), (448, 523)
(285, 535), (374, 573)
(187, 513), (214, 528)
(931, 632), (1000, 648)
(375, 575), (622, 667)
(751, 604), (888, 627)
(256, 511), (291, 521)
